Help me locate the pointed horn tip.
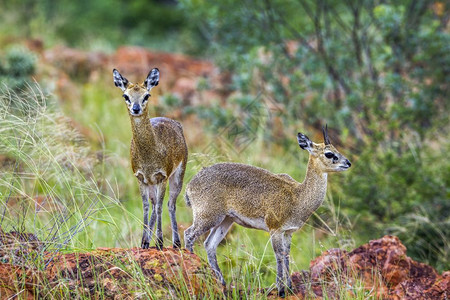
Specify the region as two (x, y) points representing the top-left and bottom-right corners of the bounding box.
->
(322, 124), (330, 145)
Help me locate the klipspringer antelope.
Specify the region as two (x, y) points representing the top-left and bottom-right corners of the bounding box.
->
(113, 68), (188, 250)
(184, 126), (351, 297)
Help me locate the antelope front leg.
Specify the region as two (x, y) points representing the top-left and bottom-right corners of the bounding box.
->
(140, 184), (152, 249)
(283, 231), (294, 292)
(271, 231), (288, 298)
(155, 183), (167, 250)
(168, 166), (184, 249)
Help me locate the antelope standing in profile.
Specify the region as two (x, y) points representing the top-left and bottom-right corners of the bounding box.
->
(184, 126), (351, 297)
(113, 68), (188, 249)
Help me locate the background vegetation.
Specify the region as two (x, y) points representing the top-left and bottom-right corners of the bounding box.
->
(181, 0), (450, 271)
(0, 0), (448, 297)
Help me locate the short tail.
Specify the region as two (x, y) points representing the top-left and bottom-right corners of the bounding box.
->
(185, 191), (191, 208)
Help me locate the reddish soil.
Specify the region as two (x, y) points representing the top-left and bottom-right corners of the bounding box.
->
(271, 235), (449, 299)
(1, 231), (447, 299)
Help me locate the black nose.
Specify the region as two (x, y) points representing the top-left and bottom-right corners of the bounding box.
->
(132, 104), (140, 114)
(346, 159), (351, 167)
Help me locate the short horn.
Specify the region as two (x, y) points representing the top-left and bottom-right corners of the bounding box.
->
(323, 124), (331, 145)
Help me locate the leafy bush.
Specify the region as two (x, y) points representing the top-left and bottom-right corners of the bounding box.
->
(0, 0), (201, 52)
(0, 47), (36, 90)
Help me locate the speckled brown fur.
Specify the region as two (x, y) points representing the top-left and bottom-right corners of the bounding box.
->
(184, 128), (350, 297)
(113, 68), (188, 250)
(129, 115), (186, 185)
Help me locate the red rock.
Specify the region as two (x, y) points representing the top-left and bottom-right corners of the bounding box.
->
(0, 261), (40, 300)
(1, 231), (447, 299)
(0, 233), (221, 300)
(309, 248), (348, 280)
(39, 44), (231, 111)
(113, 46), (151, 78)
(112, 46), (230, 105)
(172, 76), (198, 104)
(288, 235), (449, 299)
(44, 247), (221, 299)
(25, 38), (44, 54)
(44, 45), (108, 80)
(0, 228), (42, 265)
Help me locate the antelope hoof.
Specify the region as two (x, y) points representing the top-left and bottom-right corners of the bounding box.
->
(156, 240), (164, 250)
(141, 238), (150, 249)
(278, 288), (285, 298)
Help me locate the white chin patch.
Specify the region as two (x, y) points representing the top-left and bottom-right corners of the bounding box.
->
(131, 112), (143, 117)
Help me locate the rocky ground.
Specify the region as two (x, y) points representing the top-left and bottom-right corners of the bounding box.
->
(0, 228), (219, 299)
(0, 228), (448, 299)
(275, 235), (449, 299)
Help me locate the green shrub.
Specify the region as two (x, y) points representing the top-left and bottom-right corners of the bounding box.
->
(0, 47), (36, 90)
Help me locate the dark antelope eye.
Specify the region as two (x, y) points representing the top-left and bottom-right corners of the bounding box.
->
(123, 94), (130, 103)
(325, 152), (335, 159)
(143, 94), (150, 102)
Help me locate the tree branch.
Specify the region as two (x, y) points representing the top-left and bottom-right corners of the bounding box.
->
(298, 0), (351, 96)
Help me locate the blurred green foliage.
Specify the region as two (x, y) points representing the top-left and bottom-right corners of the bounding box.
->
(0, 0), (203, 53)
(181, 0), (450, 270)
(0, 47), (36, 90)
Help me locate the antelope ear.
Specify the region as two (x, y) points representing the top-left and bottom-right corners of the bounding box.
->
(144, 68), (160, 91)
(297, 132), (313, 152)
(113, 69), (129, 92)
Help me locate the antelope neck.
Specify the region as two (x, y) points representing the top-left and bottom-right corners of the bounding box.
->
(131, 115), (157, 150)
(299, 156), (328, 211)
